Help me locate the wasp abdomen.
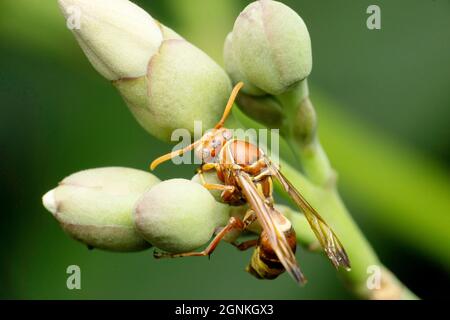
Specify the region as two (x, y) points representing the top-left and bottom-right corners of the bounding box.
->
(246, 228), (297, 280)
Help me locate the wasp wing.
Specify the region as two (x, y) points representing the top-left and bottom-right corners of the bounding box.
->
(235, 170), (306, 285)
(264, 158), (351, 270)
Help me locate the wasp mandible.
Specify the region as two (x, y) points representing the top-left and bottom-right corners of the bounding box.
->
(150, 82), (350, 285)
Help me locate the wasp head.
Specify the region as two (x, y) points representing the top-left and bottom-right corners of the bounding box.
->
(195, 128), (233, 163)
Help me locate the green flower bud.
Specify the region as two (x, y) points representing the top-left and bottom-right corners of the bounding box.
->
(42, 167), (160, 252)
(114, 39), (231, 141)
(227, 0), (312, 95)
(223, 33), (265, 96)
(58, 0), (163, 80)
(133, 179), (229, 253)
(59, 0), (231, 142)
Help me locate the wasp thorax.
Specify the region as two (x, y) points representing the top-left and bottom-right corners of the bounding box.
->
(226, 140), (261, 166)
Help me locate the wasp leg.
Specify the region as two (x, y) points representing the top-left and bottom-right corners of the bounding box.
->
(154, 216), (245, 259)
(229, 209), (258, 251)
(252, 169), (272, 182)
(203, 183), (235, 192)
(197, 168), (236, 193)
(224, 208), (257, 241)
(199, 163), (218, 172)
(243, 158), (268, 177)
(242, 209), (257, 226)
(197, 167), (236, 193)
(246, 158), (273, 181)
(231, 239), (258, 251)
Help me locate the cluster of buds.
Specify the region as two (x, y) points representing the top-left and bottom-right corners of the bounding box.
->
(223, 1), (331, 185)
(224, 0), (317, 145)
(43, 1), (415, 301)
(59, 0), (231, 142)
(43, 0), (234, 253)
(224, 0), (312, 96)
(44, 0), (317, 254)
(43, 168), (230, 252)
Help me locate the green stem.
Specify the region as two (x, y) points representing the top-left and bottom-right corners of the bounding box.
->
(290, 138), (335, 188)
(277, 80), (335, 187)
(230, 108), (418, 300)
(277, 82), (418, 299)
(279, 160), (417, 299)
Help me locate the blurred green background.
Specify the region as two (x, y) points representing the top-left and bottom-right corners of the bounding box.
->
(0, 0), (449, 299)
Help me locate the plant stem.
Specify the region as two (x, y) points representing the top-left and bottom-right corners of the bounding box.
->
(279, 159), (417, 299)
(277, 82), (417, 299)
(230, 98), (418, 299)
(277, 80), (335, 187)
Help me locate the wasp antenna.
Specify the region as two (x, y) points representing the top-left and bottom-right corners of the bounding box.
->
(215, 82), (244, 129)
(150, 140), (201, 171)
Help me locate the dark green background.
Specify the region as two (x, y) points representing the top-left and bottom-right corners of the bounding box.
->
(0, 0), (449, 299)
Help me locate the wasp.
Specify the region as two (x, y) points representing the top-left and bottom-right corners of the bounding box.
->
(150, 82), (350, 284)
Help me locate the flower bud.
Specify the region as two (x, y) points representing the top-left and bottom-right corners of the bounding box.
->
(223, 33), (265, 96)
(134, 179), (229, 253)
(42, 167), (160, 252)
(114, 39), (231, 141)
(59, 0), (231, 142)
(227, 0), (312, 95)
(58, 0), (163, 80)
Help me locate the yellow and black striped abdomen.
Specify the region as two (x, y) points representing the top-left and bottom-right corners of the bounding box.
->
(246, 228), (297, 280)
